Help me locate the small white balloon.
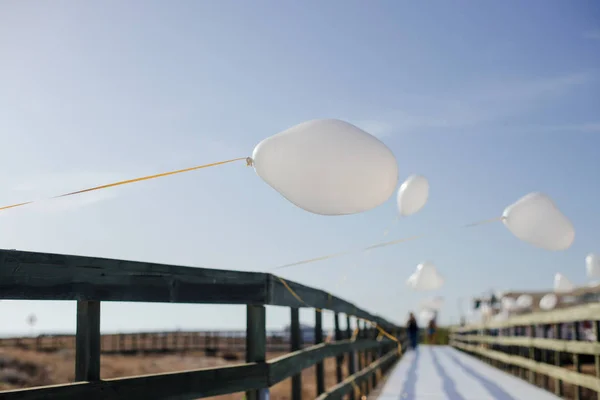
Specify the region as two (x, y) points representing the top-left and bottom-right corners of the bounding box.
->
(539, 293), (558, 310)
(406, 262), (444, 291)
(502, 192), (575, 251)
(252, 119), (399, 215)
(397, 175), (429, 216)
(516, 294), (533, 309)
(586, 253), (600, 279)
(501, 297), (516, 311)
(554, 273), (574, 293)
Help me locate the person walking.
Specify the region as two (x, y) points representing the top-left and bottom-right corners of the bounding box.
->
(407, 312), (419, 350)
(427, 315), (437, 345)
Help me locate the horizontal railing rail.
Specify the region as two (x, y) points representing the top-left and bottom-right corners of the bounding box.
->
(450, 303), (600, 399)
(0, 248), (405, 400)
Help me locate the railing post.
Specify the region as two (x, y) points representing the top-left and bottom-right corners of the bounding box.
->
(291, 307), (302, 400)
(528, 324), (535, 384)
(75, 300), (101, 382)
(572, 322), (582, 400)
(370, 325), (377, 389)
(553, 323), (563, 397)
(315, 309), (325, 396)
(346, 315), (356, 400)
(594, 320), (600, 400)
(246, 305), (267, 400)
(334, 313), (343, 383)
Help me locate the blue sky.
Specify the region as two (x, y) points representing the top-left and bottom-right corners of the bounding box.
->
(0, 0), (599, 335)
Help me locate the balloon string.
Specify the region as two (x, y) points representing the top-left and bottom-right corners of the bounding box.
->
(0, 157), (250, 212)
(276, 276), (403, 366)
(270, 216), (502, 271)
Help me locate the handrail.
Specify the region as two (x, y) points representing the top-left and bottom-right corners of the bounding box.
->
(0, 248), (405, 399)
(452, 303), (600, 331)
(450, 304), (600, 398)
(0, 249), (398, 329)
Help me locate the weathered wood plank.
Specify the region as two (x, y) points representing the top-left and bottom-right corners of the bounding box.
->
(315, 310), (325, 396)
(268, 276), (397, 329)
(451, 334), (600, 355)
(0, 249), (269, 304)
(452, 341), (600, 392)
(268, 339), (391, 384)
(0, 363), (267, 400)
(452, 303), (600, 331)
(315, 349), (399, 400)
(290, 308), (302, 400)
(75, 300), (101, 382)
(246, 305), (267, 400)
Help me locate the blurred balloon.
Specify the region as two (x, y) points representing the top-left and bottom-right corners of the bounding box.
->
(516, 294), (533, 309)
(252, 119), (398, 215)
(586, 253), (600, 279)
(407, 262), (444, 291)
(502, 192), (575, 251)
(554, 273), (574, 293)
(540, 293), (558, 310)
(397, 175), (429, 216)
(501, 297), (516, 311)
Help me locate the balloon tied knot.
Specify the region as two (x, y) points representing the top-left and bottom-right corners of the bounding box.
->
(246, 157), (254, 167)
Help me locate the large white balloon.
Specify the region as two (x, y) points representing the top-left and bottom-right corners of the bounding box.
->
(586, 253), (600, 279)
(406, 262), (444, 291)
(554, 273), (574, 293)
(252, 119), (399, 215)
(539, 293), (558, 310)
(397, 175), (429, 216)
(502, 192), (575, 251)
(516, 294), (533, 309)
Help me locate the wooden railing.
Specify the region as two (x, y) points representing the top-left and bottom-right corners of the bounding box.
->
(450, 303), (600, 400)
(0, 249), (406, 400)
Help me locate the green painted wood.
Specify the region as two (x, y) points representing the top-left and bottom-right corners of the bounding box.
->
(75, 300), (101, 382)
(246, 305), (267, 400)
(0, 249), (269, 305)
(268, 339), (391, 384)
(291, 308), (302, 400)
(0, 363), (267, 400)
(268, 276), (398, 330)
(315, 310), (325, 396)
(334, 313), (343, 384)
(315, 349), (399, 400)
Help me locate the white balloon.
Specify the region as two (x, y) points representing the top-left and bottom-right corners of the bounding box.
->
(252, 119), (399, 215)
(501, 297), (516, 311)
(406, 262), (444, 291)
(586, 253), (600, 279)
(502, 192), (575, 251)
(539, 293), (558, 310)
(516, 294), (533, 309)
(397, 175), (429, 216)
(554, 273), (574, 293)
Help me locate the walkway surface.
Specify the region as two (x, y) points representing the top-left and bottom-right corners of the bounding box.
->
(376, 345), (560, 400)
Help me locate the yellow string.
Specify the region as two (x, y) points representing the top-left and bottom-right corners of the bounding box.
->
(0, 157), (249, 212)
(271, 216), (502, 272)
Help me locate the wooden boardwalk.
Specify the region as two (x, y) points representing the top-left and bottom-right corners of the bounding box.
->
(377, 345), (560, 399)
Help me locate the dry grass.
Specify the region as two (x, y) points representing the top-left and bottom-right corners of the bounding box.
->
(0, 346), (376, 400)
